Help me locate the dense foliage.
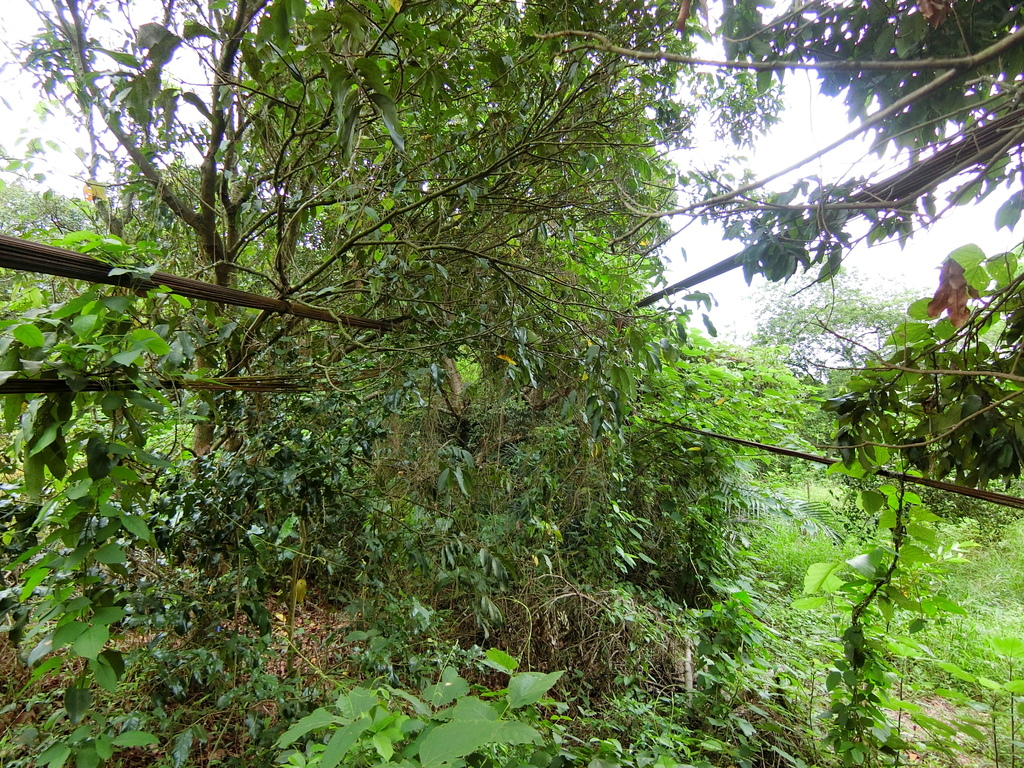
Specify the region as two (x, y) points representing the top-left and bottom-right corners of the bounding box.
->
(3, 1), (1024, 767)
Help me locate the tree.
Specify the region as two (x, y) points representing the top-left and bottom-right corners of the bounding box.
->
(573, 0), (1024, 491)
(751, 269), (921, 382)
(0, 3), (807, 766)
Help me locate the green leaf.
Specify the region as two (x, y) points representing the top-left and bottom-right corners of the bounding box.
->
(506, 670), (563, 708)
(90, 655), (119, 692)
(877, 507), (897, 530)
(28, 421), (60, 457)
(907, 298), (932, 320)
(95, 733), (114, 761)
(992, 636), (1024, 660)
(935, 661), (976, 683)
(447, 695), (498, 722)
(72, 624), (109, 660)
(37, 743), (71, 768)
(111, 731), (159, 747)
(372, 731), (394, 761)
(423, 667), (470, 707)
(483, 648), (519, 674)
(23, 452), (45, 501)
(27, 634), (54, 666)
(14, 324), (45, 348)
(860, 490), (885, 515)
(355, 58), (390, 96)
(419, 720), (539, 768)
(791, 596), (827, 610)
(847, 550), (885, 581)
(369, 92), (405, 154)
(276, 708), (340, 747)
(948, 244), (986, 288)
(1003, 679), (1024, 693)
(93, 606), (126, 625)
(182, 20), (218, 40)
(320, 717), (372, 768)
(52, 620), (88, 650)
(180, 92), (212, 121)
(437, 468), (451, 495)
(803, 562), (844, 594)
(996, 191), (1024, 231)
(19, 563), (50, 600)
(171, 729), (193, 768)
(109, 349), (142, 366)
(64, 686), (92, 724)
(137, 23), (182, 68)
(335, 686), (379, 719)
(120, 513), (152, 541)
(100, 648), (125, 679)
(94, 542), (126, 565)
(86, 437), (119, 480)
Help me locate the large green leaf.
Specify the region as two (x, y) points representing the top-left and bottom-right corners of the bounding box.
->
(419, 720), (539, 768)
(992, 636), (1024, 660)
(506, 670), (563, 709)
(423, 667), (469, 708)
(803, 562), (844, 594)
(320, 717), (372, 768)
(90, 655), (119, 692)
(276, 708), (341, 747)
(64, 686), (92, 724)
(111, 731), (159, 748)
(482, 648), (519, 674)
(71, 624), (109, 660)
(52, 620), (88, 650)
(13, 324), (45, 347)
(335, 687), (378, 719)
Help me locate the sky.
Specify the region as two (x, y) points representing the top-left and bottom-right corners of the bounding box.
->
(1, 2), (1021, 341)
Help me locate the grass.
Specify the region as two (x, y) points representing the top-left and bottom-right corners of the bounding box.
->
(748, 497), (1024, 768)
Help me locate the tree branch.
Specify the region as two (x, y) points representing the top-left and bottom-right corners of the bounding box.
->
(536, 29), (1024, 73)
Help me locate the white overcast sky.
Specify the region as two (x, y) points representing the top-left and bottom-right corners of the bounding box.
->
(1, 1), (1021, 339)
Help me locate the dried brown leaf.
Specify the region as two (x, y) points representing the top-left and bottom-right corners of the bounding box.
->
(927, 258), (980, 328)
(918, 0), (952, 28)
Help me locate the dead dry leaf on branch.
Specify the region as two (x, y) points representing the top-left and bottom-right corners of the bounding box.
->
(918, 0), (952, 28)
(927, 258), (980, 328)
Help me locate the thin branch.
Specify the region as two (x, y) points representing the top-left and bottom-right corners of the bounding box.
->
(644, 419), (1024, 510)
(535, 29), (1016, 73)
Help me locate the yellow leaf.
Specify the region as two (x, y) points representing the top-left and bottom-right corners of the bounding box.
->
(293, 577), (307, 604)
(274, 612), (287, 622)
(387, 0), (402, 10)
(84, 182), (108, 201)
(715, 397), (727, 405)
(496, 354), (517, 365)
